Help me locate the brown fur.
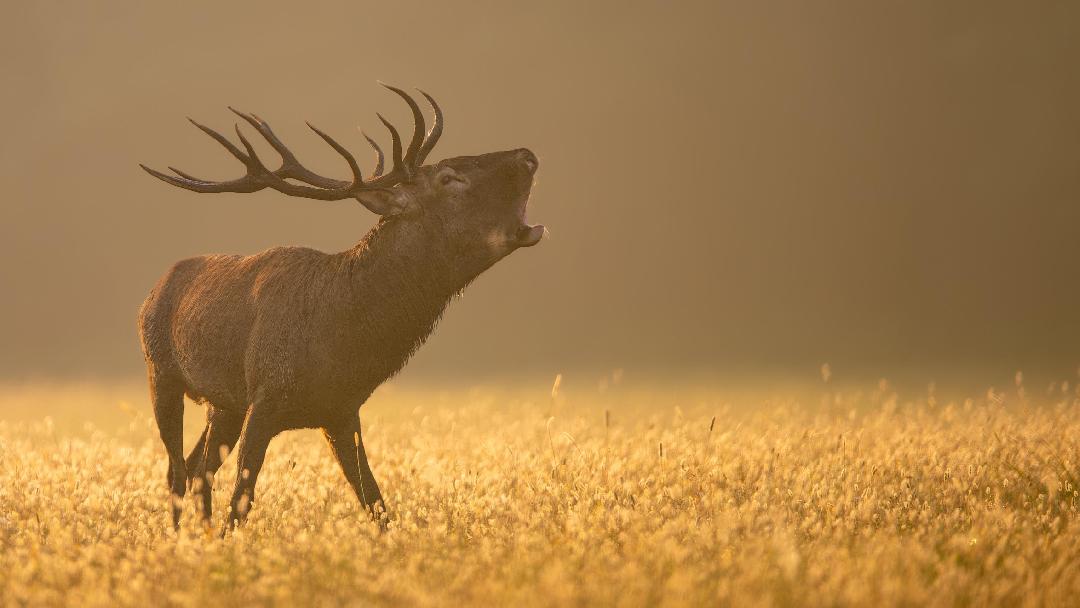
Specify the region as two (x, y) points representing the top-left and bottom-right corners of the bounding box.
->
(139, 149), (543, 532)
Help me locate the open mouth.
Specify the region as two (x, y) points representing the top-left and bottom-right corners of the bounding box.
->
(516, 223), (545, 247)
(514, 193), (545, 248)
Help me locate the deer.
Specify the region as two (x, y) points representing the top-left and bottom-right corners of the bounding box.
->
(137, 85), (544, 534)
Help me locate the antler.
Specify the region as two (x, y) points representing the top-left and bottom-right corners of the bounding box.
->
(139, 84), (443, 202)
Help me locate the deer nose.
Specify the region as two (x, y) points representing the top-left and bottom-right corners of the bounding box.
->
(516, 149), (539, 173)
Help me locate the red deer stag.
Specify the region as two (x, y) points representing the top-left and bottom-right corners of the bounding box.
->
(138, 85), (544, 533)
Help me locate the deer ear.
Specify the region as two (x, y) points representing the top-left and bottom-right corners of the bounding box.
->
(354, 189), (413, 216)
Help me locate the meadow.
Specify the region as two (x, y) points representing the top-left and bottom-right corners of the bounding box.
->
(1, 375), (1079, 607)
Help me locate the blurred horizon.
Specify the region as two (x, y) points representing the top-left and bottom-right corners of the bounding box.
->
(2, 1), (1078, 386)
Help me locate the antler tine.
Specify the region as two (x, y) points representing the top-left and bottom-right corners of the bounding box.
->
(229, 108), (293, 162)
(140, 164), (262, 193)
(376, 113), (405, 176)
(306, 122), (365, 187)
(167, 166), (208, 181)
(361, 131), (385, 177)
(380, 83), (426, 169)
(232, 124), (266, 169)
(228, 107), (347, 190)
(188, 118), (250, 165)
(415, 90), (443, 165)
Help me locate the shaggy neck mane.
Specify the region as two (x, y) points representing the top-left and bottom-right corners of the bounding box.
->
(333, 216), (490, 385)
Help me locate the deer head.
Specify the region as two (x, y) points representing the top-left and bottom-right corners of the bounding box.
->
(141, 84), (545, 262)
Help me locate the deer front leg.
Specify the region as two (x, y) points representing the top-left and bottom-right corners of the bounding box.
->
(324, 414), (385, 526)
(221, 404), (279, 535)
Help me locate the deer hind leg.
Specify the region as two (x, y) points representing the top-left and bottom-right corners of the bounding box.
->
(190, 407), (244, 522)
(221, 404), (279, 535)
(149, 375), (186, 530)
(323, 414), (385, 526)
(184, 422), (209, 488)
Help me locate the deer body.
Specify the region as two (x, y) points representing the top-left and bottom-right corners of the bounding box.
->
(139, 87), (543, 532)
(143, 223), (472, 421)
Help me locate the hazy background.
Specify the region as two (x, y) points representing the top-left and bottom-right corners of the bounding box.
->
(2, 1), (1078, 390)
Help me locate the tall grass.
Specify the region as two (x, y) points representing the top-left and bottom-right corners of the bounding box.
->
(1, 380), (1079, 606)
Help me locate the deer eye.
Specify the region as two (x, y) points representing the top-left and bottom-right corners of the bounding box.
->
(440, 173), (460, 186)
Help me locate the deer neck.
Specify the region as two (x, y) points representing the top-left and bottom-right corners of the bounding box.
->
(336, 217), (491, 379)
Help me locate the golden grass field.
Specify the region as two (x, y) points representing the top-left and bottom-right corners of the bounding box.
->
(1, 375), (1079, 607)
